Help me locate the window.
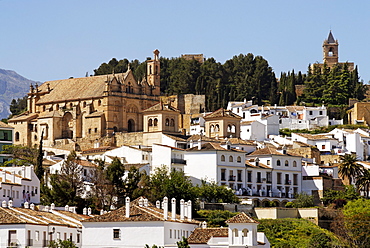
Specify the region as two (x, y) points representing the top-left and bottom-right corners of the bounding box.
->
(113, 229), (121, 239)
(15, 132), (20, 141)
(154, 118), (158, 126)
(165, 118), (170, 126)
(148, 119), (153, 126)
(277, 173), (282, 184)
(237, 170), (242, 182)
(237, 156), (241, 163)
(229, 156), (233, 162)
(319, 111), (323, 115)
(293, 161), (297, 167)
(277, 160), (281, 166)
(267, 160), (270, 165)
(257, 172), (262, 183)
(94, 128), (97, 133)
(35, 231), (39, 241)
(285, 160), (289, 166)
(77, 233), (80, 243)
(322, 145), (326, 150)
(309, 111), (313, 115)
(221, 155), (225, 162)
(170, 119), (175, 127)
(170, 229), (172, 238)
(266, 172), (272, 183)
(285, 174), (290, 185)
(247, 171), (252, 182)
(293, 174), (298, 185)
(221, 169), (226, 181)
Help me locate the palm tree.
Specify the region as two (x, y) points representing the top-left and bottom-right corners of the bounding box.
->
(338, 154), (363, 185)
(356, 169), (370, 198)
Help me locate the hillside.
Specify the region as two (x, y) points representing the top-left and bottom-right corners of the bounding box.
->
(0, 69), (39, 119)
(258, 218), (347, 248)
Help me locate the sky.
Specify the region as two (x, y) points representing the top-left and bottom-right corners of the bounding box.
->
(1, 0), (369, 84)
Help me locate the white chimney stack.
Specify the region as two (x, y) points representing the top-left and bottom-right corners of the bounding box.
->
(44, 205), (49, 212)
(163, 197), (168, 220)
(50, 203), (55, 211)
(139, 198), (143, 207)
(144, 198), (148, 207)
(184, 202), (188, 218)
(1, 200), (6, 208)
(125, 197), (130, 218)
(24, 202), (29, 209)
(180, 199), (185, 220)
(87, 207), (92, 215)
(171, 198), (176, 220)
(83, 208), (87, 215)
(30, 203), (35, 210)
(187, 200), (192, 221)
(8, 200), (13, 208)
(156, 200), (160, 208)
(100, 209), (104, 215)
(202, 221), (207, 228)
(65, 205), (69, 211)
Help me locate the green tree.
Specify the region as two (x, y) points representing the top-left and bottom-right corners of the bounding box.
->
(338, 154), (363, 185)
(195, 180), (239, 203)
(176, 237), (190, 248)
(9, 96), (27, 117)
(308, 232), (332, 248)
(42, 151), (84, 207)
(342, 198), (370, 247)
(1, 144), (38, 166)
(321, 185), (359, 207)
(49, 239), (77, 248)
(196, 210), (239, 227)
(105, 157), (125, 197)
(291, 192), (314, 208)
(355, 168), (370, 198)
(35, 131), (45, 181)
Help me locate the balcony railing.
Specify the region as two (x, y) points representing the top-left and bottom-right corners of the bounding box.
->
(171, 158), (187, 165)
(7, 239), (20, 248)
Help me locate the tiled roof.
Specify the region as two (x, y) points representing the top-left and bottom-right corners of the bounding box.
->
(163, 133), (189, 142)
(204, 108), (242, 119)
(77, 160), (97, 168)
(241, 121), (254, 125)
(224, 138), (255, 145)
(286, 106), (304, 112)
(187, 134), (216, 142)
(0, 207), (88, 227)
(186, 142), (227, 151)
(0, 121), (13, 129)
(248, 147), (283, 156)
(37, 111), (63, 119)
(294, 133), (336, 140)
(187, 228), (228, 244)
(83, 197), (199, 224)
(143, 102), (180, 113)
(81, 146), (114, 155)
(245, 161), (271, 169)
(225, 212), (259, 224)
(36, 73), (129, 104)
(8, 113), (38, 122)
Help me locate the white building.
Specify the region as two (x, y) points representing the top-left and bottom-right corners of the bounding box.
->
(82, 197), (199, 248)
(0, 165), (40, 207)
(244, 146), (303, 207)
(152, 143), (186, 172)
(0, 201), (87, 248)
(291, 133), (341, 156)
(188, 212), (270, 248)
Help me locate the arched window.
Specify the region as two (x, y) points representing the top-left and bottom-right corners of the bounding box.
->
(69, 103), (73, 109)
(285, 160), (289, 166)
(55, 105), (59, 111)
(148, 119), (153, 127)
(277, 160), (281, 166)
(83, 102), (86, 108)
(215, 124), (220, 132)
(42, 105), (46, 112)
(293, 161), (297, 167)
(15, 132), (20, 141)
(98, 100), (101, 106)
(243, 112), (245, 119)
(227, 125), (232, 132)
(221, 155), (225, 162)
(165, 118), (169, 126)
(233, 228), (238, 237)
(237, 156), (241, 163)
(170, 119), (175, 127)
(231, 125), (236, 133)
(210, 125), (215, 133)
(154, 118), (158, 126)
(229, 156), (233, 162)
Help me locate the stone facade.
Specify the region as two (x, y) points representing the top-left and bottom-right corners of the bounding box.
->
(9, 50), (161, 148)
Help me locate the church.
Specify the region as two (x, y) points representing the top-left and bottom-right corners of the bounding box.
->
(9, 50), (162, 148)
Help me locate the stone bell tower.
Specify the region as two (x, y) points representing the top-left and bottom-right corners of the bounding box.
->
(147, 49), (161, 96)
(323, 31), (339, 67)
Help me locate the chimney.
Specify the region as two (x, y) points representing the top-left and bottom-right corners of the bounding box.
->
(156, 200), (160, 209)
(50, 203), (55, 211)
(125, 197), (130, 218)
(65, 205), (69, 211)
(30, 203), (35, 210)
(180, 199), (185, 220)
(187, 200), (192, 221)
(87, 207), (92, 215)
(22, 166), (26, 178)
(8, 200), (13, 208)
(184, 202), (188, 218)
(44, 206), (49, 212)
(1, 201), (6, 208)
(100, 209), (104, 215)
(144, 198), (148, 207)
(202, 221), (207, 228)
(24, 202), (29, 209)
(163, 197), (168, 220)
(83, 208), (87, 215)
(171, 198), (176, 220)
(1, 171), (6, 182)
(139, 198), (143, 207)
(12, 171), (15, 183)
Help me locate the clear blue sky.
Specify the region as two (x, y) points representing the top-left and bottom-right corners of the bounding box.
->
(1, 0), (369, 84)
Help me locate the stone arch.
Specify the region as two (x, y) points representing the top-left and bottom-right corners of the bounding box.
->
(153, 118), (158, 126)
(221, 155), (225, 162)
(262, 199), (270, 207)
(165, 118), (170, 126)
(281, 200), (289, 207)
(285, 160), (289, 166)
(128, 119), (135, 132)
(170, 118), (175, 127)
(229, 156), (233, 162)
(62, 112), (73, 139)
(253, 199), (260, 207)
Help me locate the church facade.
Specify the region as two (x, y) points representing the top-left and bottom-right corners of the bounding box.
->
(9, 50), (161, 148)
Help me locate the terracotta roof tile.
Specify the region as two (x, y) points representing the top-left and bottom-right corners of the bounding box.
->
(204, 108), (242, 119)
(225, 212), (259, 224)
(8, 113), (38, 122)
(0, 121), (13, 129)
(187, 134), (216, 142)
(81, 146), (114, 154)
(294, 133), (336, 140)
(187, 228), (228, 244)
(143, 102), (180, 113)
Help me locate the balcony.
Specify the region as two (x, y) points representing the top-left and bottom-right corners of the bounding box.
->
(171, 158), (187, 165)
(228, 175), (236, 181)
